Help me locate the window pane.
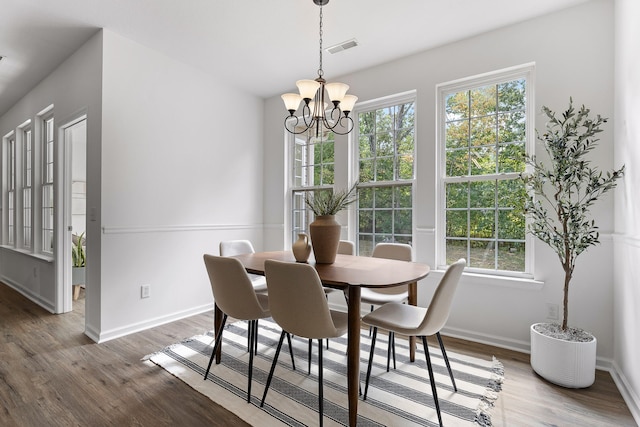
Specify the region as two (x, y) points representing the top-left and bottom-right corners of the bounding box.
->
(470, 85), (497, 117)
(446, 210), (467, 238)
(469, 240), (495, 269)
(469, 209), (495, 238)
(498, 241), (525, 271)
(446, 239), (467, 265)
(446, 149), (468, 177)
(498, 142), (525, 173)
(446, 182), (468, 209)
(470, 181), (495, 208)
(498, 79), (526, 112)
(374, 210), (392, 233)
(376, 107), (393, 133)
(498, 209), (525, 240)
(359, 235), (374, 257)
(359, 210), (373, 233)
(359, 111), (375, 135)
(375, 157), (394, 181)
(376, 132), (394, 156)
(470, 145), (496, 175)
(376, 187), (393, 208)
(360, 159), (373, 182)
(445, 91), (469, 122)
(498, 111), (525, 144)
(446, 121), (469, 149)
(395, 186), (412, 208)
(358, 187), (373, 209)
(394, 210), (412, 235)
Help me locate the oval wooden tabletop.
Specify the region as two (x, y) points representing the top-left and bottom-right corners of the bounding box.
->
(232, 251), (430, 289)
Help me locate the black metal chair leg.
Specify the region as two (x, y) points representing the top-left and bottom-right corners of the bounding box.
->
(308, 339), (312, 374)
(318, 339), (324, 427)
(204, 314), (228, 380)
(247, 320), (256, 402)
(286, 332), (296, 371)
(436, 332), (457, 391)
(363, 327), (378, 400)
(422, 336), (443, 427)
(392, 331), (397, 369)
(386, 331), (392, 372)
(368, 305), (374, 336)
(260, 330), (286, 408)
(254, 319), (259, 354)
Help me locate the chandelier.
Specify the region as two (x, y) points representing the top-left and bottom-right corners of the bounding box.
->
(281, 0), (358, 136)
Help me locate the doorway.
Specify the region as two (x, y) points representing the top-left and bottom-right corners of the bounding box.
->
(61, 117), (87, 314)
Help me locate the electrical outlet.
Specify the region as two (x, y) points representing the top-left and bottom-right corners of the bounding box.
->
(141, 284), (151, 299)
(546, 303), (559, 320)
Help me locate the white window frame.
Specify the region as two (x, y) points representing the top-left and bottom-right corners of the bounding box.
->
(41, 112), (55, 255)
(287, 125), (337, 245)
(353, 90), (417, 256)
(7, 135), (16, 246)
(22, 124), (33, 249)
(436, 63), (535, 278)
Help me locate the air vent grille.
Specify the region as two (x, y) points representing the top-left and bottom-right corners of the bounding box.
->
(326, 39), (358, 55)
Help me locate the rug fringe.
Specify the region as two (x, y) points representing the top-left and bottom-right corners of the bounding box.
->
(474, 356), (505, 426)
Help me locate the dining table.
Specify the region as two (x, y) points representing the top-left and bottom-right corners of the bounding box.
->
(215, 250), (430, 427)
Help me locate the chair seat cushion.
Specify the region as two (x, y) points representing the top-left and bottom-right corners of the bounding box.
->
(360, 288), (408, 305)
(361, 302), (428, 336)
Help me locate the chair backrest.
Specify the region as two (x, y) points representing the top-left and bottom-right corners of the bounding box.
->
(419, 258), (466, 336)
(337, 240), (355, 255)
(219, 240), (255, 257)
(370, 242), (413, 295)
(372, 242), (412, 261)
(203, 254), (267, 320)
(264, 259), (340, 339)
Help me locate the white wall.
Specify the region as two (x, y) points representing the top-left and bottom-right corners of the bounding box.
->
(0, 31), (103, 314)
(264, 0), (619, 361)
(613, 0), (640, 422)
(97, 31), (265, 341)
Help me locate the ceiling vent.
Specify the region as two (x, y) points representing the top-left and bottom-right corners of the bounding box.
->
(326, 39), (358, 55)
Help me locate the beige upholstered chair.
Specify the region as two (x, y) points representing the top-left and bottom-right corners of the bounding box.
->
(337, 239), (356, 255)
(202, 255), (295, 403)
(260, 260), (348, 427)
(360, 242), (412, 370)
(219, 239), (267, 293)
(362, 258), (466, 427)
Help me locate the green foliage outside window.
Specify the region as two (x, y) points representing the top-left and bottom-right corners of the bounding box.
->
(357, 101), (415, 256)
(444, 79), (527, 272)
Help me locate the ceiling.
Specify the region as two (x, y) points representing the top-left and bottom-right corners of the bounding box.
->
(0, 0), (590, 117)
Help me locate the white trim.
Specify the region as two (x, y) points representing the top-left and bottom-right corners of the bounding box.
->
(95, 302), (214, 343)
(101, 223), (263, 234)
(610, 361), (640, 425)
(613, 232), (640, 247)
(0, 275), (55, 313)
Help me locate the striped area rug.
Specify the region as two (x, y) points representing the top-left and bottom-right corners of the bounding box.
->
(144, 318), (503, 426)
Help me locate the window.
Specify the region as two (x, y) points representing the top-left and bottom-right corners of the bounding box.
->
(289, 127), (335, 244)
(437, 65), (533, 274)
(7, 136), (16, 246)
(356, 93), (416, 256)
(23, 127), (32, 248)
(42, 114), (54, 254)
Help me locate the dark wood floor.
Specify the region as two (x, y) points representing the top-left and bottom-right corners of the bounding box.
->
(0, 282), (635, 426)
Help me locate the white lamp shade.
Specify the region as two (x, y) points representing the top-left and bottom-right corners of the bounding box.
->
(296, 79), (321, 100)
(281, 93), (302, 111)
(325, 82), (349, 103)
(340, 94), (358, 112)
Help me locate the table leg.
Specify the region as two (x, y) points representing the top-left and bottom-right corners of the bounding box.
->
(214, 303), (223, 364)
(347, 286), (361, 427)
(408, 281), (418, 362)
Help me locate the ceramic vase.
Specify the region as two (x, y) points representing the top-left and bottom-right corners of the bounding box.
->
(309, 215), (341, 264)
(292, 233), (312, 263)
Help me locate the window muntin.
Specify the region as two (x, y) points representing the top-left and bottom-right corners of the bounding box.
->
(356, 99), (415, 256)
(23, 127), (32, 248)
(290, 127), (335, 243)
(439, 68), (532, 274)
(42, 115), (54, 254)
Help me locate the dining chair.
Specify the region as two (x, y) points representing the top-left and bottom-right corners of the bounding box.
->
(362, 258), (466, 427)
(202, 254), (295, 403)
(219, 239), (267, 293)
(337, 240), (355, 255)
(360, 242), (412, 371)
(261, 259), (348, 427)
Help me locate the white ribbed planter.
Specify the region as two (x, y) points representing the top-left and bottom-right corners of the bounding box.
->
(530, 323), (596, 388)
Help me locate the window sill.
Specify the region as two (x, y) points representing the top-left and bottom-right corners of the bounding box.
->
(0, 246), (54, 262)
(429, 268), (544, 290)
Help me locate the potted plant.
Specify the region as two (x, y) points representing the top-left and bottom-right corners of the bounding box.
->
(305, 182), (358, 263)
(72, 232), (86, 298)
(521, 98), (624, 387)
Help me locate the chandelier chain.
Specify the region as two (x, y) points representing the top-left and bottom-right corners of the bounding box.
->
(318, 5), (323, 77)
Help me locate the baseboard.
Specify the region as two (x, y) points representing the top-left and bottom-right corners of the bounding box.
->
(0, 275), (55, 313)
(96, 302), (215, 343)
(610, 361), (640, 425)
(440, 324), (531, 354)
